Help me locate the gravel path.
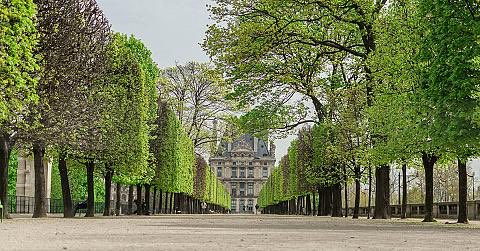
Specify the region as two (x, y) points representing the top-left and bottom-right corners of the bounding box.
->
(0, 214), (479, 250)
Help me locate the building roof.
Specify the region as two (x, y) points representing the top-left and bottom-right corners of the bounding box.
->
(213, 134), (272, 158)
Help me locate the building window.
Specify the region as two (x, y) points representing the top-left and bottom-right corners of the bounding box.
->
(231, 167), (237, 178)
(247, 167), (254, 178)
(231, 199), (237, 211)
(240, 199), (245, 211)
(262, 167), (268, 178)
(263, 161), (268, 165)
(233, 161), (237, 166)
(249, 162), (253, 166)
(240, 167), (246, 178)
(247, 182), (254, 196)
(239, 182), (245, 196)
(248, 199), (254, 211)
(217, 162), (222, 165)
(231, 183), (237, 196)
(217, 167), (222, 177)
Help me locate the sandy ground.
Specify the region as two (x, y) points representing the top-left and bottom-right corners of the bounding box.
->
(0, 214), (479, 251)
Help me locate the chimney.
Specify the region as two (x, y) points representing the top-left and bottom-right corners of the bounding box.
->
(269, 141), (276, 157)
(253, 137), (258, 153)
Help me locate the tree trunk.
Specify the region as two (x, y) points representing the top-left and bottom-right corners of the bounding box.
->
(127, 185), (134, 215)
(0, 133), (12, 219)
(165, 192), (169, 214)
(332, 183), (343, 217)
(312, 192), (316, 216)
(115, 183), (121, 216)
(33, 142), (47, 218)
(174, 193), (179, 213)
(158, 189), (163, 214)
(317, 187), (322, 216)
(374, 165), (390, 219)
(323, 186), (332, 216)
(58, 152), (74, 218)
(421, 153), (437, 222)
(306, 194), (312, 215)
(401, 164), (407, 219)
(103, 163), (113, 216)
(136, 184), (142, 215)
(169, 192), (173, 213)
(85, 160), (95, 217)
(152, 187), (157, 215)
(353, 177), (360, 219)
(144, 184), (151, 215)
(457, 158), (468, 224)
(367, 165), (372, 219)
(344, 174), (348, 218)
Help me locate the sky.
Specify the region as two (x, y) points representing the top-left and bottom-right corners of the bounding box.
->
(96, 0), (293, 163)
(96, 0), (212, 68)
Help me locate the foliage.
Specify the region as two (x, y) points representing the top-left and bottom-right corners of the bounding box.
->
(99, 33), (159, 185)
(161, 62), (234, 155)
(7, 149), (18, 196)
(0, 0), (39, 126)
(153, 102), (195, 195)
(30, 0), (110, 149)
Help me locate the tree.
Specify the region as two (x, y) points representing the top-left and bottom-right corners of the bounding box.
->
(31, 0), (110, 218)
(0, 0), (39, 219)
(415, 0), (480, 223)
(161, 62), (234, 155)
(98, 32), (159, 216)
(91, 32), (158, 217)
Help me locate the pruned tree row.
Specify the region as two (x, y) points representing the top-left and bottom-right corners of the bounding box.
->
(152, 102), (230, 214)
(258, 127), (342, 216)
(0, 0), (231, 218)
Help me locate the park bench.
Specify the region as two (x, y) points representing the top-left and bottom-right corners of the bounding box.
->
(74, 201), (88, 216)
(0, 199), (3, 223)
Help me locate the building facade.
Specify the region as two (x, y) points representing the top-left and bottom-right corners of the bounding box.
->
(209, 134), (275, 213)
(16, 156), (52, 199)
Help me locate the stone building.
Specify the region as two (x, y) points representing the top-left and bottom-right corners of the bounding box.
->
(14, 156), (52, 213)
(209, 134), (275, 213)
(16, 156), (52, 199)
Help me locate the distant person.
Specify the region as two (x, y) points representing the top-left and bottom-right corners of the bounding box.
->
(255, 204), (259, 214)
(201, 201), (207, 214)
